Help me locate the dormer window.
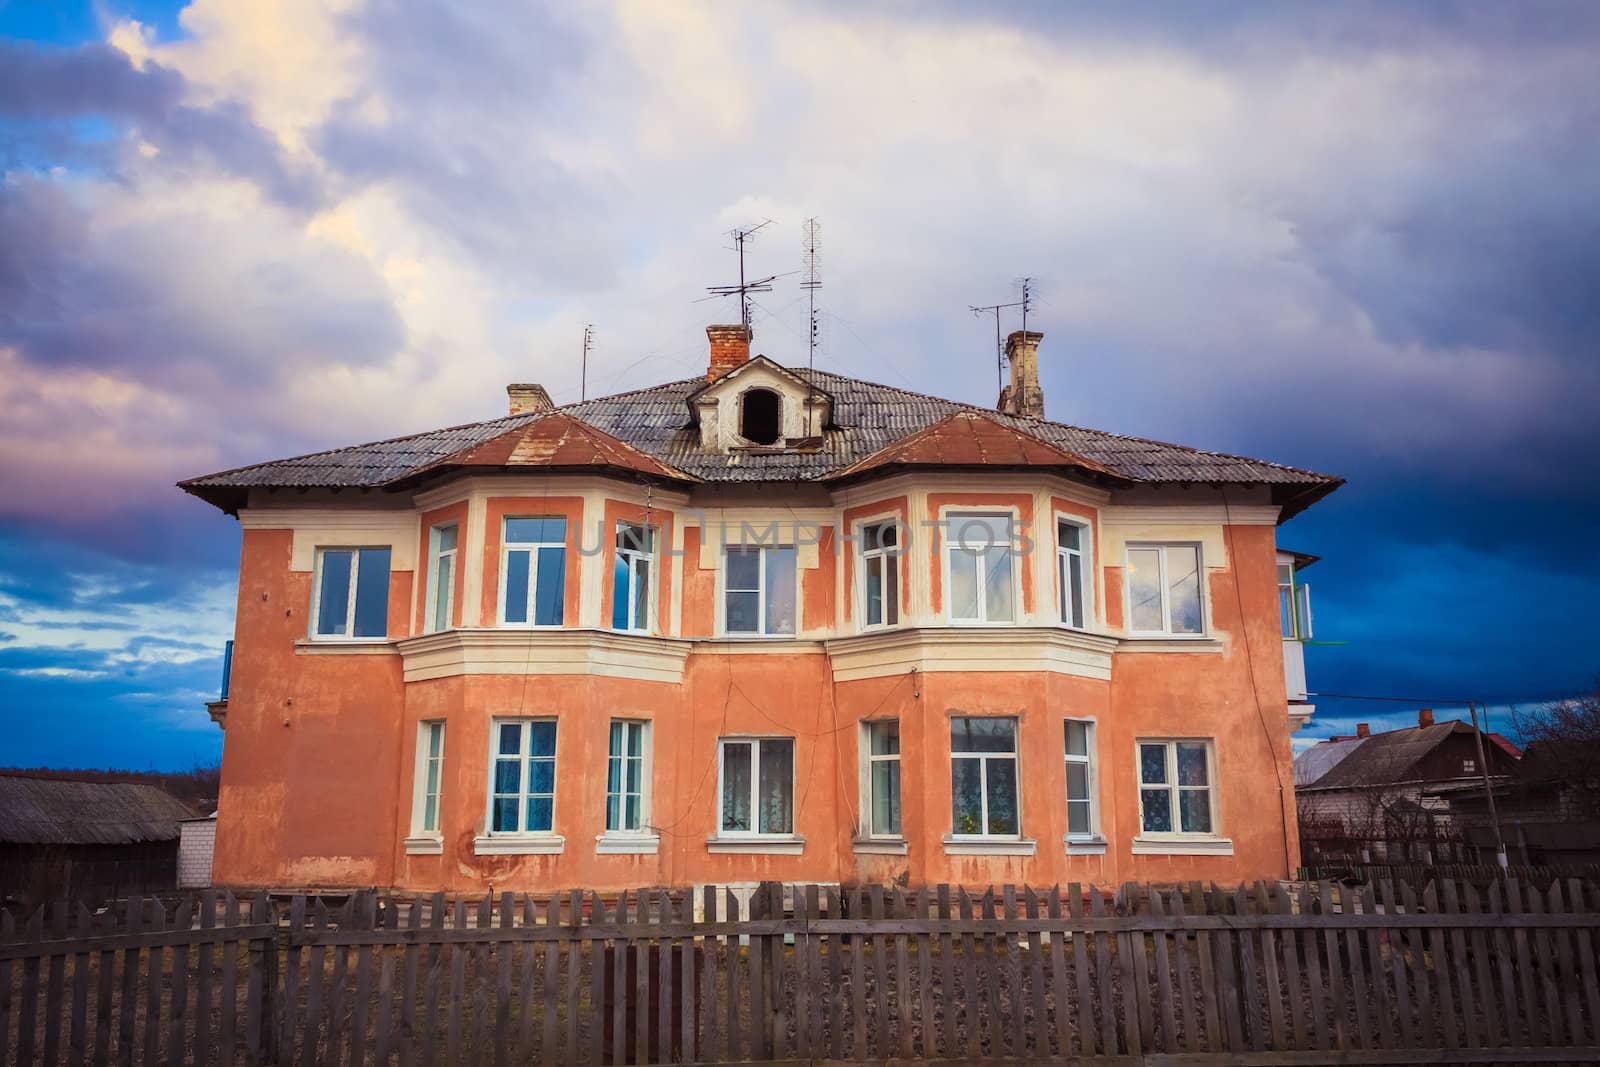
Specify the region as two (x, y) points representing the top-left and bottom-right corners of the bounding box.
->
(740, 388), (782, 444)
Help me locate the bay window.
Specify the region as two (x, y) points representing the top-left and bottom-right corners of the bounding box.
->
(425, 524), (457, 633)
(1057, 519), (1089, 629)
(488, 719), (558, 835)
(950, 717), (1020, 837)
(1126, 543), (1203, 636)
(612, 523), (655, 633)
(311, 547), (391, 639)
(859, 522), (901, 628)
(861, 720), (901, 837)
(945, 513), (1015, 624)
(500, 518), (566, 627)
(605, 720), (649, 833)
(1064, 719), (1096, 838)
(410, 720), (445, 836)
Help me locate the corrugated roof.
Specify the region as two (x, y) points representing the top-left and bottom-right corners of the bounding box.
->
(1298, 723), (1466, 791)
(0, 775), (196, 845)
(1293, 736), (1368, 786)
(181, 364), (1342, 515)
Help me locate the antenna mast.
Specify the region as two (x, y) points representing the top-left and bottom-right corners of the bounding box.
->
(706, 220), (776, 327)
(969, 297), (1024, 395)
(580, 324), (594, 401)
(801, 218), (822, 436)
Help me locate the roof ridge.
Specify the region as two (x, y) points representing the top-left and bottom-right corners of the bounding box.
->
(799, 366), (1337, 481)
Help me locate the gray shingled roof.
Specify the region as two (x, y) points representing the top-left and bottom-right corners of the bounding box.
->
(180, 366), (1341, 514)
(0, 775), (196, 846)
(1297, 723), (1467, 791)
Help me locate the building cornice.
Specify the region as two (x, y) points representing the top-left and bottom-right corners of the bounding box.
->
(824, 625), (1118, 683)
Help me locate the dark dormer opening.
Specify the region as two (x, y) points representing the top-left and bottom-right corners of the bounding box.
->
(740, 388), (781, 445)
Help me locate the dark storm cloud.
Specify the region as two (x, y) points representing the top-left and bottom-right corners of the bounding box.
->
(0, 39), (322, 209)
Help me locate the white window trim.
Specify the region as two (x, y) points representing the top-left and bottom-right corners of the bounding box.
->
(1064, 717), (1100, 846)
(603, 718), (653, 836)
(718, 544), (800, 638)
(1055, 513), (1093, 631)
(712, 735), (799, 841)
(612, 523), (656, 635)
(856, 516), (903, 633)
(497, 518), (567, 629)
(940, 508), (1022, 627)
(309, 546), (390, 642)
(481, 717), (562, 845)
(1125, 542), (1207, 638)
(1135, 738), (1223, 841)
(424, 524), (457, 635)
(949, 717), (1023, 841)
(857, 719), (904, 843)
(409, 720), (446, 842)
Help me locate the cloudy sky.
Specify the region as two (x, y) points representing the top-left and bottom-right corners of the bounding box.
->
(1, 0), (1596, 768)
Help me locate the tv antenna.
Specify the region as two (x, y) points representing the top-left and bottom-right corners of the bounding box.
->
(580, 324), (594, 401)
(969, 296), (1024, 394)
(801, 218), (822, 435)
(706, 220), (777, 328)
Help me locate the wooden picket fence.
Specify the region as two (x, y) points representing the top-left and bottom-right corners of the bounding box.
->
(4, 877), (1600, 1065)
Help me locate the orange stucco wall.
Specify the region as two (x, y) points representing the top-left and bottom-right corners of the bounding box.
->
(211, 490), (1300, 893)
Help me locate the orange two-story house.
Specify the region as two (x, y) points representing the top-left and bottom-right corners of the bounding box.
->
(181, 326), (1340, 892)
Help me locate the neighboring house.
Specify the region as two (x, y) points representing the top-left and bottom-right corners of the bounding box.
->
(0, 774), (196, 905)
(1435, 741), (1600, 865)
(181, 325), (1341, 892)
(1295, 709), (1521, 859)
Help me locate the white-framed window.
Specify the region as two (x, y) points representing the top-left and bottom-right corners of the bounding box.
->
(1137, 739), (1217, 835)
(488, 719), (558, 835)
(411, 721), (445, 835)
(1057, 518), (1090, 629)
(950, 717), (1020, 837)
(1064, 719), (1097, 838)
(612, 523), (655, 633)
(718, 737), (795, 835)
(311, 547), (391, 640)
(944, 512), (1015, 624)
(860, 720), (901, 837)
(500, 517), (566, 627)
(859, 522), (901, 629)
(1126, 543), (1204, 636)
(1278, 563), (1313, 640)
(1463, 759), (1477, 775)
(605, 720), (650, 833)
(723, 545), (797, 636)
(425, 524), (457, 634)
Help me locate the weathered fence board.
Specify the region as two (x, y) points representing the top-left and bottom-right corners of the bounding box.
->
(4, 878), (1600, 1065)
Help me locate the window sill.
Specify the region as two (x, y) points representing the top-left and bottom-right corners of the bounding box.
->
(295, 639), (397, 655)
(705, 835), (806, 855)
(1064, 836), (1108, 855)
(942, 836), (1037, 857)
(473, 834), (565, 856)
(1117, 635), (1223, 654)
(595, 833), (660, 855)
(1131, 836), (1233, 856)
(852, 837), (909, 855)
(404, 835), (443, 855)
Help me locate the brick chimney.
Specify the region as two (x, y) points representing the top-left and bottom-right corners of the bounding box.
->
(1418, 708), (1434, 728)
(707, 324), (752, 381)
(507, 384), (553, 416)
(1356, 723), (1370, 739)
(997, 330), (1044, 418)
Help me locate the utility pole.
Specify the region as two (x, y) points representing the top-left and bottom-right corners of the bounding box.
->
(1467, 701), (1511, 867)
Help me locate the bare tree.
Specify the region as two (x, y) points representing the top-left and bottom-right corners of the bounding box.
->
(1513, 684), (1600, 819)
